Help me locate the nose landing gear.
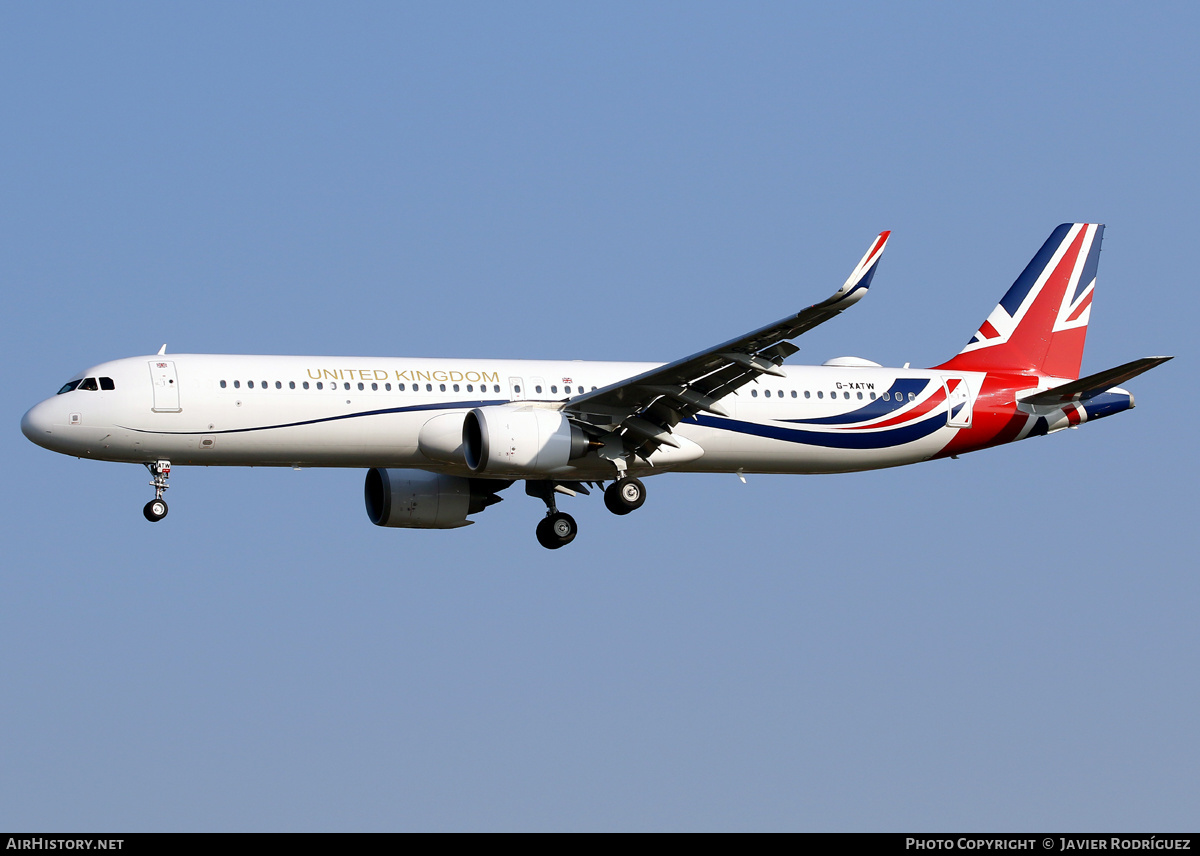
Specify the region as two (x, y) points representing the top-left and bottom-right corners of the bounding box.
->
(142, 460), (171, 522)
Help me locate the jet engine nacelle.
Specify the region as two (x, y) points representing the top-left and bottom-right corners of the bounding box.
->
(364, 468), (506, 529)
(463, 406), (588, 475)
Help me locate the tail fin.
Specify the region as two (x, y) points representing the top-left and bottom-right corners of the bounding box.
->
(937, 223), (1103, 379)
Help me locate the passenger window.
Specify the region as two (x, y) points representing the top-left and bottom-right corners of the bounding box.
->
(751, 389), (758, 397)
(453, 383), (459, 392)
(551, 385), (558, 394)
(100, 377), (115, 390)
(371, 382), (378, 391)
(439, 383), (446, 392)
(57, 380), (82, 395)
(513, 384), (521, 393)
(358, 382), (365, 390)
(804, 390), (811, 399)
(535, 385), (542, 394)
(262, 381), (268, 389)
(426, 384), (433, 392)
(385, 383), (391, 391)
(289, 381), (295, 389)
(234, 380), (241, 389)
(495, 385), (501, 393)
(791, 390), (797, 398)
(466, 384), (473, 392)
(303, 382), (309, 389)
(248, 381), (255, 389)
(869, 392), (876, 400)
(882, 393), (889, 400)
(764, 390), (770, 398)
(316, 382), (323, 390)
(909, 393), (916, 401)
(857, 392), (863, 400)
(817, 391), (823, 399)
(344, 382), (351, 390)
(276, 381), (282, 389)
(220, 380), (227, 389)
(398, 383), (405, 391)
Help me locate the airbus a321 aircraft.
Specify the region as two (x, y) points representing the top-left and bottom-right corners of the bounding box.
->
(22, 223), (1170, 549)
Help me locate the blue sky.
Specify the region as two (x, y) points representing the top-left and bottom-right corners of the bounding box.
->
(2, 3), (1196, 831)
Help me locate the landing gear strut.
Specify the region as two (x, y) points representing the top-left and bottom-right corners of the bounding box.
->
(604, 477), (646, 516)
(526, 481), (577, 550)
(143, 460), (171, 522)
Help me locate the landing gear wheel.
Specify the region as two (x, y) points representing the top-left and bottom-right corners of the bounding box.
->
(143, 498), (168, 522)
(604, 477), (646, 515)
(536, 512), (577, 550)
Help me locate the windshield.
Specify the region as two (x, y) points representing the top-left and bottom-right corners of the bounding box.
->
(55, 376), (114, 394)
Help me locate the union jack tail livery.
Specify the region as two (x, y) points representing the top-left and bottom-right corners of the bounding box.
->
(938, 223), (1102, 379)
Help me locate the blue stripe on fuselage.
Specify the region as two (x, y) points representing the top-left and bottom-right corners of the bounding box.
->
(784, 378), (930, 426)
(694, 409), (946, 449)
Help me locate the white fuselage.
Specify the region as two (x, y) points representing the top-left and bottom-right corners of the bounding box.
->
(22, 353), (978, 479)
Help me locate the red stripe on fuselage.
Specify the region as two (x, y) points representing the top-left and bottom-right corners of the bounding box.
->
(848, 386), (947, 430)
(932, 371), (1037, 458)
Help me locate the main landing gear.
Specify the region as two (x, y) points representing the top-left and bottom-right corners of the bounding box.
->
(142, 460), (171, 522)
(536, 513), (577, 550)
(527, 476), (648, 549)
(603, 477), (645, 516)
(526, 481), (577, 550)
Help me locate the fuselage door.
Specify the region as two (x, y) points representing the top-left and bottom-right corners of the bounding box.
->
(149, 360), (182, 412)
(508, 377), (525, 401)
(942, 375), (972, 428)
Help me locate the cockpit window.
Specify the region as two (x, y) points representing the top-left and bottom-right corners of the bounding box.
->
(78, 377), (99, 391)
(57, 380), (82, 395)
(100, 377), (115, 390)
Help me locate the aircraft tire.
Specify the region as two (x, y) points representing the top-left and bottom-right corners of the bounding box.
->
(143, 499), (168, 522)
(604, 477), (645, 515)
(536, 512), (576, 549)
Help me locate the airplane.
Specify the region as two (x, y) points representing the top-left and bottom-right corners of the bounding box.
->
(21, 223), (1171, 549)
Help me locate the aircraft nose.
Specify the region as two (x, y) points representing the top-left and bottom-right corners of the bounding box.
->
(21, 399), (56, 448)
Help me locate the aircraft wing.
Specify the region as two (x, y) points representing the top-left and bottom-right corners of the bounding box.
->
(565, 231), (891, 457)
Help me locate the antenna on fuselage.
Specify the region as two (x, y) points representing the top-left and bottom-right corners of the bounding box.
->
(157, 344), (167, 355)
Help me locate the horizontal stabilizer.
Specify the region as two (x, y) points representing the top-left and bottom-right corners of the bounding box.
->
(1018, 356), (1173, 405)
